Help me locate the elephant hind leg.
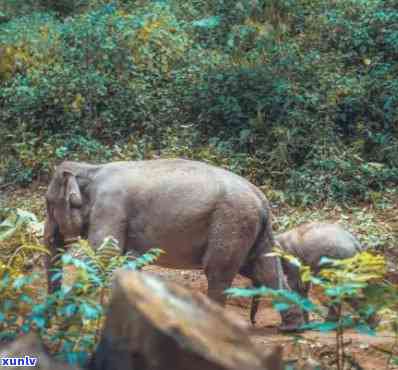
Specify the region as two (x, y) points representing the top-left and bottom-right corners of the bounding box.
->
(248, 253), (305, 331)
(203, 208), (259, 307)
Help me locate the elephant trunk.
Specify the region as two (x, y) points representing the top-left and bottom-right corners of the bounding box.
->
(43, 217), (55, 247)
(43, 216), (64, 294)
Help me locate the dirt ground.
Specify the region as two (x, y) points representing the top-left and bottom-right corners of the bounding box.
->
(143, 265), (398, 370)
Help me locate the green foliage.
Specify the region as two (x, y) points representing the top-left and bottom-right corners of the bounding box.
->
(227, 285), (319, 315)
(228, 249), (398, 369)
(0, 0), (43, 18)
(286, 150), (398, 204)
(0, 0), (397, 203)
(0, 207), (163, 366)
(0, 208), (47, 269)
(40, 0), (90, 16)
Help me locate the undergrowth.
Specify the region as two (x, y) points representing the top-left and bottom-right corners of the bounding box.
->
(1, 0), (397, 204)
(228, 249), (398, 369)
(0, 207), (163, 366)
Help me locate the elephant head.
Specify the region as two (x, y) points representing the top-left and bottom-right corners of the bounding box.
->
(44, 161), (99, 293)
(44, 164), (84, 250)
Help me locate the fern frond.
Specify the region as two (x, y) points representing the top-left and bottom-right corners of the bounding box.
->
(7, 244), (50, 268)
(128, 248), (164, 270)
(72, 237), (123, 278)
(72, 239), (103, 276)
(96, 237), (122, 268)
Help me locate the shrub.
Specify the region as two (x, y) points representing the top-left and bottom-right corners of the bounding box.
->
(0, 0), (397, 203)
(0, 207), (164, 366)
(227, 249), (398, 370)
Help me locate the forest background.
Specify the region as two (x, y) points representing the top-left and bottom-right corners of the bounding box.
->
(0, 0), (397, 206)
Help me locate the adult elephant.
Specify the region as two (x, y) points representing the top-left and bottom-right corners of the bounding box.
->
(43, 159), (304, 331)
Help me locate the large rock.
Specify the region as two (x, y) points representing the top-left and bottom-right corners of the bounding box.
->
(90, 270), (283, 370)
(0, 334), (79, 370)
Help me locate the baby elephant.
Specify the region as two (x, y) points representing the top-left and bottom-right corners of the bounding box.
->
(251, 222), (363, 324)
(277, 222), (362, 293)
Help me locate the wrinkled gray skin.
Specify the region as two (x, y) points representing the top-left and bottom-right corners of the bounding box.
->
(250, 222), (362, 324)
(44, 159), (304, 331)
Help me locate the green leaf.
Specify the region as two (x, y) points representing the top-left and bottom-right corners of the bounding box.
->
(225, 286), (268, 298)
(13, 275), (33, 289)
(3, 299), (14, 310)
(32, 304), (47, 315)
(51, 272), (63, 282)
(21, 322), (31, 333)
(64, 304), (77, 317)
(309, 276), (325, 285)
(80, 303), (100, 320)
(61, 340), (74, 352)
(325, 282), (365, 297)
(192, 16), (221, 29)
(62, 254), (73, 264)
(318, 256), (337, 266)
(361, 306), (376, 319)
(273, 302), (291, 311)
(80, 334), (95, 347)
(354, 323), (376, 336)
(340, 315), (354, 328)
(0, 331), (17, 341)
(302, 321), (338, 332)
(19, 293), (33, 304)
(65, 351), (88, 365)
(0, 226), (17, 241)
(277, 290), (318, 312)
(32, 316), (46, 329)
(89, 274), (103, 285)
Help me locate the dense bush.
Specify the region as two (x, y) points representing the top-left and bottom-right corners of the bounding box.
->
(0, 207), (163, 365)
(0, 0), (397, 204)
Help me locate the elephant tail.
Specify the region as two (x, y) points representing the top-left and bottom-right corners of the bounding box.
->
(245, 203), (276, 266)
(245, 204), (284, 325)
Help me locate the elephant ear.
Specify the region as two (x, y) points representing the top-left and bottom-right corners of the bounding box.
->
(63, 170), (83, 208)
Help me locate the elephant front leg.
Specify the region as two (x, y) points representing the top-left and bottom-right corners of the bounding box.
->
(87, 206), (127, 251)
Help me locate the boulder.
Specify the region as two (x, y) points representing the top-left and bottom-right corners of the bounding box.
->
(90, 270), (283, 370)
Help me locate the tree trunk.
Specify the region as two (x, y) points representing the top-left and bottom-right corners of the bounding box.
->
(90, 270), (283, 370)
